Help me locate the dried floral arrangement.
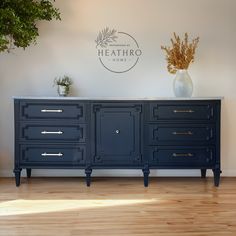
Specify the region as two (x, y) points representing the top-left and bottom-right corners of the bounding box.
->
(161, 33), (200, 74)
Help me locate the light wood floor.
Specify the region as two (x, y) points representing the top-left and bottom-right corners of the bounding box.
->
(0, 177), (236, 236)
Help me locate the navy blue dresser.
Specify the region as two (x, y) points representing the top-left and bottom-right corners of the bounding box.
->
(14, 97), (222, 187)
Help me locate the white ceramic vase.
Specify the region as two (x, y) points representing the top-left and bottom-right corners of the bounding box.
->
(173, 69), (193, 97)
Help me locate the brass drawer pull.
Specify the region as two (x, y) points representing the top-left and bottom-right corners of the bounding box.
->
(172, 131), (193, 135)
(41, 109), (63, 113)
(173, 109), (195, 113)
(41, 131), (63, 135)
(173, 153), (194, 157)
(41, 152), (63, 157)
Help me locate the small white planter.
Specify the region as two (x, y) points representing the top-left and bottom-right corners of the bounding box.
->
(57, 85), (69, 97)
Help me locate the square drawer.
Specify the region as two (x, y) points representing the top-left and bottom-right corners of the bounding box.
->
(149, 103), (215, 121)
(148, 124), (215, 145)
(148, 146), (215, 166)
(19, 123), (86, 142)
(19, 101), (85, 121)
(20, 144), (86, 165)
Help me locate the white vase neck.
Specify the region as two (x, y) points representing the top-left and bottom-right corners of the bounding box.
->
(177, 69), (188, 73)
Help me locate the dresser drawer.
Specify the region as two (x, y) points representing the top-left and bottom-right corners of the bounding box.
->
(150, 103), (215, 121)
(19, 101), (85, 121)
(20, 123), (86, 142)
(20, 145), (86, 165)
(149, 146), (215, 166)
(148, 124), (215, 144)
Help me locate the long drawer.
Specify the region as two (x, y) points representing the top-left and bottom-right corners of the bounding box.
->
(19, 123), (86, 142)
(149, 103), (215, 121)
(19, 101), (85, 121)
(20, 145), (86, 165)
(148, 124), (215, 144)
(148, 146), (215, 166)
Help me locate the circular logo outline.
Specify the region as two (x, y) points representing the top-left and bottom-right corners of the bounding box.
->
(95, 29), (142, 73)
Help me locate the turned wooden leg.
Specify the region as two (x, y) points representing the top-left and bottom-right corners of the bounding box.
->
(85, 168), (92, 187)
(213, 168), (221, 187)
(201, 169), (207, 178)
(142, 165), (150, 187)
(14, 168), (22, 187)
(26, 168), (32, 178)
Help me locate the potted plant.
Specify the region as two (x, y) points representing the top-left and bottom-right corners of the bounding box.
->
(0, 0), (61, 53)
(161, 33), (200, 97)
(54, 76), (73, 97)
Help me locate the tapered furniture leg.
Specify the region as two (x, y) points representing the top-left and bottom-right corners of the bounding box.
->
(26, 168), (32, 178)
(14, 168), (22, 187)
(142, 165), (150, 187)
(201, 169), (207, 178)
(213, 168), (221, 187)
(85, 168), (92, 187)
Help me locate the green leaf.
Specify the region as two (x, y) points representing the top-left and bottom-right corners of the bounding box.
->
(0, 0), (61, 52)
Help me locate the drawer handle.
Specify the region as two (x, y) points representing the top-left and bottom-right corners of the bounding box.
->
(41, 131), (63, 135)
(41, 152), (63, 157)
(172, 131), (193, 135)
(173, 153), (194, 157)
(173, 109), (195, 113)
(115, 130), (120, 134)
(41, 109), (63, 113)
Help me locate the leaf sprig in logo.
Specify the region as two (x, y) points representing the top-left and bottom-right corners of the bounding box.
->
(95, 27), (118, 48)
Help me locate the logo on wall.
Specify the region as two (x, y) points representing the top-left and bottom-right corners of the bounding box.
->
(95, 27), (142, 73)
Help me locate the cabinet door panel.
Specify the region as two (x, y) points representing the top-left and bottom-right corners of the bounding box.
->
(93, 104), (142, 165)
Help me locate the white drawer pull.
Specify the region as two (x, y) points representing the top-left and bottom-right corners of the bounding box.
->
(173, 109), (195, 113)
(41, 131), (63, 135)
(172, 131), (193, 135)
(173, 153), (194, 157)
(41, 109), (63, 113)
(41, 152), (63, 157)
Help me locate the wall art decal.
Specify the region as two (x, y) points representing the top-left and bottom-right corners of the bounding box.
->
(95, 27), (142, 73)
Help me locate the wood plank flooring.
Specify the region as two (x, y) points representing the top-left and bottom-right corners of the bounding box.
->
(0, 177), (236, 236)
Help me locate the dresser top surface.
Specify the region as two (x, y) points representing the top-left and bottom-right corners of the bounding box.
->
(13, 96), (224, 101)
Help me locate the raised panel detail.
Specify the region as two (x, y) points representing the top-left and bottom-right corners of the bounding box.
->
(150, 103), (215, 121)
(20, 123), (86, 142)
(20, 145), (86, 166)
(149, 146), (215, 166)
(20, 102), (85, 121)
(148, 124), (215, 144)
(93, 104), (142, 165)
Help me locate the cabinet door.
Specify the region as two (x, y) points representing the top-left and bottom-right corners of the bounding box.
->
(93, 104), (142, 166)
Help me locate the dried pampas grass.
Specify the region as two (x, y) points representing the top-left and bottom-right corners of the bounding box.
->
(161, 33), (200, 74)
